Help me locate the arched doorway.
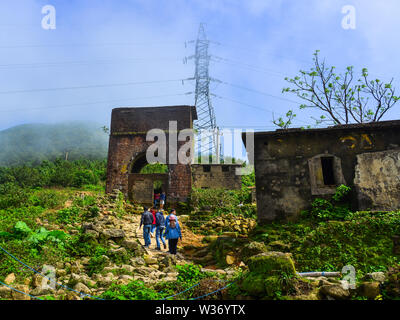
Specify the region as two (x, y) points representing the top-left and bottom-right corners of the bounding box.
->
(128, 153), (169, 205)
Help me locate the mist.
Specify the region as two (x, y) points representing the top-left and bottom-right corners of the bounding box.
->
(0, 0), (399, 132)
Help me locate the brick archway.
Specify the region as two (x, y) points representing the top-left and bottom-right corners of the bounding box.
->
(105, 105), (197, 205)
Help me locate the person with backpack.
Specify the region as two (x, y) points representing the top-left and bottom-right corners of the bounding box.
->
(159, 191), (166, 209)
(138, 207), (154, 248)
(150, 207), (157, 237)
(165, 209), (179, 228)
(163, 215), (182, 255)
(154, 193), (160, 207)
(155, 209), (167, 250)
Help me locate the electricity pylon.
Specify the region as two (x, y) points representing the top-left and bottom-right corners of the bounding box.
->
(189, 23), (218, 161)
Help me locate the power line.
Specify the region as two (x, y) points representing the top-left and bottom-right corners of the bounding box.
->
(0, 57), (183, 69)
(0, 41), (184, 49)
(211, 56), (286, 77)
(212, 41), (311, 64)
(217, 80), (301, 104)
(214, 94), (311, 125)
(0, 93), (192, 113)
(0, 78), (192, 95)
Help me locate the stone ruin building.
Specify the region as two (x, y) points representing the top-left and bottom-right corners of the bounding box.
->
(243, 120), (400, 224)
(106, 105), (242, 206)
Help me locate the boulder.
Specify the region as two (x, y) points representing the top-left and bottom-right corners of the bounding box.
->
(130, 257), (145, 266)
(30, 286), (55, 296)
(122, 240), (141, 250)
(11, 284), (30, 300)
(363, 272), (386, 283)
(101, 229), (125, 240)
(144, 256), (158, 265)
(240, 242), (267, 262)
(0, 286), (11, 299)
(56, 269), (67, 277)
(358, 282), (380, 299)
(319, 284), (350, 300)
(246, 252), (296, 276)
(4, 273), (16, 285)
(120, 265), (135, 273)
(74, 283), (91, 295)
(226, 254), (235, 265)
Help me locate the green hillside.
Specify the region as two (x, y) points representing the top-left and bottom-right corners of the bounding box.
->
(0, 122), (109, 166)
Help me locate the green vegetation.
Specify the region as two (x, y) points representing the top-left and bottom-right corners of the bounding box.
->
(189, 187), (256, 219)
(252, 209), (400, 276)
(302, 184), (352, 220)
(100, 280), (163, 300)
(0, 159), (107, 284)
(140, 163), (168, 174)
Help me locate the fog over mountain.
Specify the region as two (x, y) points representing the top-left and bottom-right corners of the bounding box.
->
(0, 122), (109, 166)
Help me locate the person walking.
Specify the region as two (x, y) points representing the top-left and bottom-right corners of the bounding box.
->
(159, 191), (166, 209)
(150, 207), (157, 237)
(165, 209), (179, 228)
(138, 207), (153, 248)
(155, 209), (167, 250)
(163, 215), (182, 255)
(154, 192), (160, 207)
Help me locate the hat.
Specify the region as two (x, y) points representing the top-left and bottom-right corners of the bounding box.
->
(169, 216), (176, 221)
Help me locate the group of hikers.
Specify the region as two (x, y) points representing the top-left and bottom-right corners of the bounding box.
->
(138, 206), (182, 255)
(153, 191), (166, 209)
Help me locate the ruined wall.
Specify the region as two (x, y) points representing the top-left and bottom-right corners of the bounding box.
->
(128, 173), (168, 204)
(106, 106), (197, 204)
(247, 120), (400, 223)
(354, 149), (400, 211)
(191, 164), (242, 190)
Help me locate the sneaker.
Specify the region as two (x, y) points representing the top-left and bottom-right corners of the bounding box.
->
(163, 243), (167, 249)
(156, 247), (161, 250)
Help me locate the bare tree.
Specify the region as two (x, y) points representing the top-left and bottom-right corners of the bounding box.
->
(282, 50), (399, 125)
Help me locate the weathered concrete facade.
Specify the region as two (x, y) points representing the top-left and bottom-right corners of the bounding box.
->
(106, 105), (197, 205)
(191, 164), (242, 190)
(354, 149), (400, 211)
(244, 120), (400, 223)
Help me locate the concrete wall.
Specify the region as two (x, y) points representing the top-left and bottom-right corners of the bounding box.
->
(106, 105), (197, 204)
(354, 149), (400, 211)
(245, 120), (400, 223)
(191, 164), (242, 190)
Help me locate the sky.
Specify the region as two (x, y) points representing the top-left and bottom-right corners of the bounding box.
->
(0, 0), (399, 132)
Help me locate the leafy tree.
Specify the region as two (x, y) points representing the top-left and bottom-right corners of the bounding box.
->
(272, 110), (297, 129)
(283, 50), (399, 125)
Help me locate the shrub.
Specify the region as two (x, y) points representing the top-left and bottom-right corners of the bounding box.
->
(309, 185), (352, 221)
(86, 246), (109, 276)
(100, 280), (162, 300)
(57, 207), (82, 224)
(0, 183), (30, 209)
(28, 189), (66, 209)
(189, 188), (253, 217)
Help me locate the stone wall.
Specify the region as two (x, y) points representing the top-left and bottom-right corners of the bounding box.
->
(191, 164), (242, 190)
(354, 149), (400, 211)
(244, 120), (400, 223)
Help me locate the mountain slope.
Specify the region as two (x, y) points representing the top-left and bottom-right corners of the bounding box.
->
(0, 122), (109, 166)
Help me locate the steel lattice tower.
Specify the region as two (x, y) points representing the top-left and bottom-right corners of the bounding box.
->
(192, 23), (217, 158)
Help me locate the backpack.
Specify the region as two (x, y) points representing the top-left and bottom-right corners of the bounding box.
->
(169, 219), (176, 229)
(156, 212), (165, 227)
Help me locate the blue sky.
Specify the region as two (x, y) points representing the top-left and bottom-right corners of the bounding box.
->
(0, 0), (399, 131)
